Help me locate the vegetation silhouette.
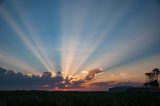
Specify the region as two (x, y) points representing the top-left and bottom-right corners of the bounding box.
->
(144, 68), (160, 88)
(0, 67), (160, 106)
(0, 91), (160, 106)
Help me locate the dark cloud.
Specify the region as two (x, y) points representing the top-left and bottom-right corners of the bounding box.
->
(60, 68), (103, 89)
(0, 67), (64, 90)
(0, 67), (142, 90)
(2, 67), (140, 90)
(0, 67), (103, 90)
(85, 68), (102, 80)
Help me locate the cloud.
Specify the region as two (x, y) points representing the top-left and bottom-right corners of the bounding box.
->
(119, 72), (128, 77)
(0, 67), (64, 90)
(58, 68), (103, 89)
(0, 67), (103, 90)
(109, 72), (128, 78)
(85, 68), (103, 80)
(0, 66), (144, 91)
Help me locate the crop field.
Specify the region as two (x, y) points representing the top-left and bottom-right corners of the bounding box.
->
(0, 91), (160, 106)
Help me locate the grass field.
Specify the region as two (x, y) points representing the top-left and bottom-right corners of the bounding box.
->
(0, 91), (160, 106)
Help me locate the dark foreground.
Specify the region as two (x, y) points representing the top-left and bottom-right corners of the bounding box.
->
(0, 91), (160, 106)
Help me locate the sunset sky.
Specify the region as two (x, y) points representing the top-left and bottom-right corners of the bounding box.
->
(0, 0), (160, 91)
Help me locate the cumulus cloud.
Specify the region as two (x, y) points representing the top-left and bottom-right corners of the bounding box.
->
(57, 68), (103, 89)
(85, 68), (103, 80)
(119, 72), (128, 77)
(0, 67), (103, 90)
(0, 67), (64, 90)
(0, 66), (143, 90)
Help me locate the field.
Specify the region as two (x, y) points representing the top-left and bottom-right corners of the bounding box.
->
(0, 91), (160, 106)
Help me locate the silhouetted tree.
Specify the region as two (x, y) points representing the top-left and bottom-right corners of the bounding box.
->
(152, 68), (160, 80)
(144, 68), (160, 88)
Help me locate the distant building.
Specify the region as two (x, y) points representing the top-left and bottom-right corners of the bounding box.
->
(109, 86), (160, 92)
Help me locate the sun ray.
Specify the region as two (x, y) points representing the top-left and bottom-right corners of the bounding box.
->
(0, 6), (53, 72)
(60, 0), (91, 77)
(0, 52), (39, 74)
(60, 0), (137, 76)
(9, 1), (55, 72)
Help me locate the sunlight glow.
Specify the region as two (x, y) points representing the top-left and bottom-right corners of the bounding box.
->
(60, 0), (138, 76)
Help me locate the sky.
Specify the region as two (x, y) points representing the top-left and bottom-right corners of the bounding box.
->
(0, 0), (160, 91)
